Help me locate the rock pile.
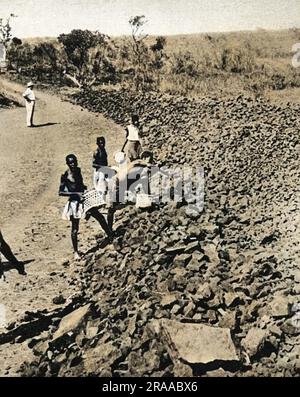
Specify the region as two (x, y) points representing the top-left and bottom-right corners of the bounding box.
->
(22, 88), (300, 376)
(0, 92), (19, 109)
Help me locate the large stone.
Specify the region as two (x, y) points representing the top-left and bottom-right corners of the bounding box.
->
(241, 328), (268, 358)
(281, 317), (300, 336)
(224, 292), (240, 307)
(218, 311), (237, 330)
(186, 252), (205, 271)
(161, 294), (179, 308)
(293, 271), (300, 283)
(83, 342), (120, 374)
(52, 304), (91, 341)
(203, 243), (220, 265)
(165, 245), (186, 255)
(173, 254), (192, 267)
(159, 319), (239, 365)
(173, 360), (193, 377)
(269, 296), (290, 318)
(194, 282), (212, 301)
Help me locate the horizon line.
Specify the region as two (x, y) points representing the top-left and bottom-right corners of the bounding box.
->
(19, 26), (300, 41)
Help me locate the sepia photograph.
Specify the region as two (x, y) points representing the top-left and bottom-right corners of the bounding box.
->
(1, 0), (300, 384)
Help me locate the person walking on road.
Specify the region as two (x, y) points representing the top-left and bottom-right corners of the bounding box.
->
(22, 81), (36, 127)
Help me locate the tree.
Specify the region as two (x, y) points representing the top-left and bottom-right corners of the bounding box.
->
(128, 15), (150, 90)
(149, 36), (167, 86)
(12, 37), (22, 46)
(169, 51), (199, 77)
(33, 42), (59, 69)
(6, 42), (33, 71)
(150, 36), (166, 52)
(58, 29), (111, 87)
(127, 16), (167, 91)
(0, 14), (17, 49)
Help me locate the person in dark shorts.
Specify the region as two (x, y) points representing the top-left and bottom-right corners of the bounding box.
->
(122, 114), (143, 162)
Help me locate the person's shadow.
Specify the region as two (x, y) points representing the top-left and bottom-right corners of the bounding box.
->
(33, 122), (60, 128)
(0, 259), (35, 280)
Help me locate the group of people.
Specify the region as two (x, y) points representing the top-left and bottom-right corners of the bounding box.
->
(0, 83), (150, 275)
(59, 114), (151, 260)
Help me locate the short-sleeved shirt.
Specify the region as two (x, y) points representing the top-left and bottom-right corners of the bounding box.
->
(23, 88), (35, 101)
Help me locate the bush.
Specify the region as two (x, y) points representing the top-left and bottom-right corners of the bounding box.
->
(169, 51), (200, 77)
(219, 45), (256, 73)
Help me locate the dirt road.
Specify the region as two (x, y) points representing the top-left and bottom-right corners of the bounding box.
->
(0, 79), (124, 375)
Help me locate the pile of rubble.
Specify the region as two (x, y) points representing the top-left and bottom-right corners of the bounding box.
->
(22, 88), (300, 377)
(0, 92), (19, 109)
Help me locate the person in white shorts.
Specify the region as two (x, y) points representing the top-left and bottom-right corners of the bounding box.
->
(59, 154), (112, 260)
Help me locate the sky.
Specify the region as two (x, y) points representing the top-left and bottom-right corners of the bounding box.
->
(0, 0), (299, 38)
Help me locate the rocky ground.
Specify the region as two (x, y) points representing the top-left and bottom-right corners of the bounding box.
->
(12, 87), (300, 377)
(0, 92), (20, 109)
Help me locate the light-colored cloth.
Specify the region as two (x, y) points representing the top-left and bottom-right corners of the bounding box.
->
(127, 124), (140, 141)
(23, 88), (35, 101)
(25, 100), (35, 127)
(93, 168), (108, 193)
(127, 140), (142, 161)
(62, 200), (83, 221)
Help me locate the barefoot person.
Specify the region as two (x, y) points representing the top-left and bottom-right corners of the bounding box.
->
(122, 114), (143, 162)
(0, 229), (25, 275)
(59, 154), (112, 260)
(22, 81), (36, 127)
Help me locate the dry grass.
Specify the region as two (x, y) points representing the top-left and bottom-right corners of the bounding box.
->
(18, 28), (300, 98)
(158, 29), (300, 97)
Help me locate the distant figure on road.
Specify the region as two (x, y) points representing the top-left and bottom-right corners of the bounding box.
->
(0, 229), (26, 275)
(122, 114), (143, 161)
(22, 81), (36, 127)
